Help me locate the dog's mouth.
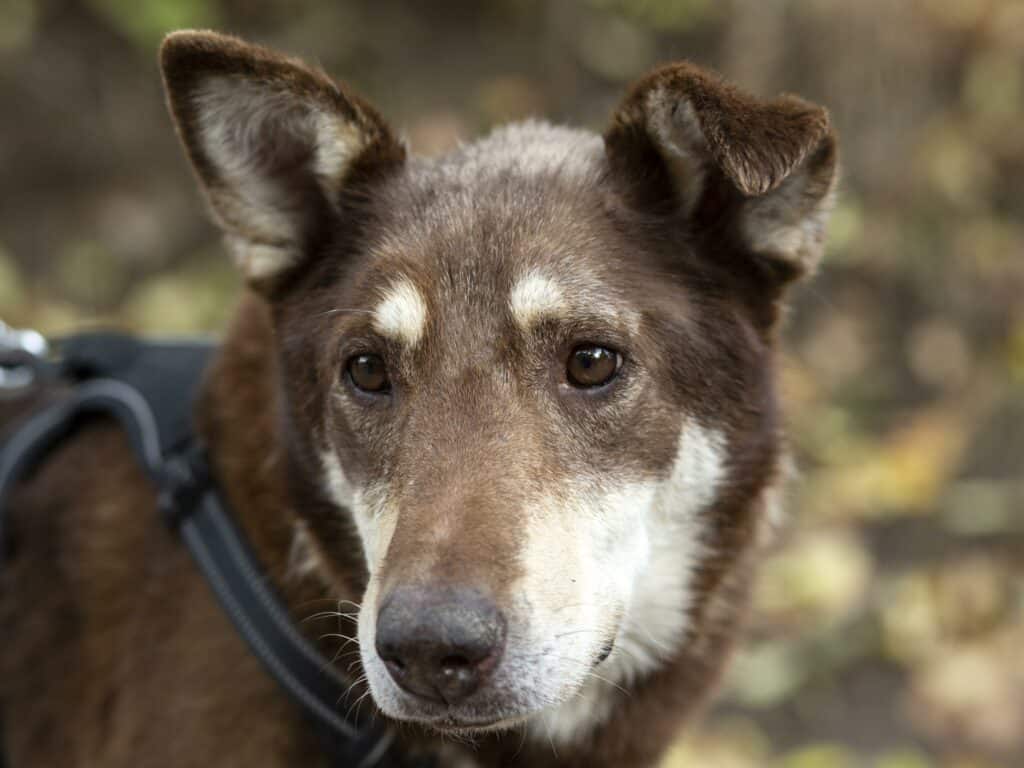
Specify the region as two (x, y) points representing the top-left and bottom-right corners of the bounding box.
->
(595, 639), (615, 665)
(369, 690), (534, 734)
(404, 645), (616, 735)
(361, 630), (622, 735)
(424, 713), (528, 735)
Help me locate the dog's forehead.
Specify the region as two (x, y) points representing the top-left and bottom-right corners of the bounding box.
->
(356, 122), (630, 339)
(438, 120), (605, 182)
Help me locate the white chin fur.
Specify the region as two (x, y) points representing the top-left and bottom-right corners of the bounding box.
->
(526, 417), (727, 746)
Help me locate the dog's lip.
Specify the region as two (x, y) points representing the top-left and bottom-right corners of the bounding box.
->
(594, 638), (615, 666)
(423, 713), (526, 734)
(385, 700), (527, 733)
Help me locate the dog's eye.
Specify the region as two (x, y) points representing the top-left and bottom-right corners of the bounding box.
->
(347, 354), (390, 393)
(566, 345), (621, 388)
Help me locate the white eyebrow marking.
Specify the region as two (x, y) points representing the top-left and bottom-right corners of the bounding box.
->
(510, 270), (566, 328)
(373, 278), (428, 346)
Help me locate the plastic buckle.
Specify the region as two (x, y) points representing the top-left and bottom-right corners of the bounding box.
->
(157, 443), (212, 530)
(0, 321), (49, 392)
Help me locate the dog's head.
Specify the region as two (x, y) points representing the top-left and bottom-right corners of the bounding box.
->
(161, 32), (836, 739)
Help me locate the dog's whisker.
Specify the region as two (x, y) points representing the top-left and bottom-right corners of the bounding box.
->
(292, 597), (342, 611)
(546, 724), (559, 760)
(301, 610), (344, 624)
(553, 628), (606, 639)
(336, 673), (369, 710)
(345, 688), (374, 724)
(319, 632), (359, 643)
(330, 646), (362, 666)
(313, 308), (377, 319)
(542, 653), (629, 696)
(585, 670), (630, 696)
(638, 625), (676, 654)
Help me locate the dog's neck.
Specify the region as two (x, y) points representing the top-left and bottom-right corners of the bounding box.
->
(196, 296), (293, 571)
(193, 292), (750, 768)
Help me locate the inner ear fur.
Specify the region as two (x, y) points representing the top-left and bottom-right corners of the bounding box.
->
(605, 61), (838, 277)
(160, 30), (405, 289)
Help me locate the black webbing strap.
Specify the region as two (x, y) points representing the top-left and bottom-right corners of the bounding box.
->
(0, 379), (165, 549)
(164, 450), (399, 767)
(0, 335), (416, 768)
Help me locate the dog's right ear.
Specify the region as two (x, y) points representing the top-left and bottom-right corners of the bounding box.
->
(160, 31), (405, 290)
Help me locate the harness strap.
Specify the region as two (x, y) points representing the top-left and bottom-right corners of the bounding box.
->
(0, 379), (163, 551)
(0, 333), (426, 768)
(173, 460), (400, 766)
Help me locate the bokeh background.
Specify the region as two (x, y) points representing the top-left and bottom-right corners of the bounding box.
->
(1, 1), (1022, 766)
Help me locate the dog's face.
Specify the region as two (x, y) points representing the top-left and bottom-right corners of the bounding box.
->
(308, 138), (740, 732)
(162, 33), (836, 739)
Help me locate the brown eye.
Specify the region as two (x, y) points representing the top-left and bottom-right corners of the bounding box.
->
(566, 345), (621, 389)
(347, 354), (390, 393)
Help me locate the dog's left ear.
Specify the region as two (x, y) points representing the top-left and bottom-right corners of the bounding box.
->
(160, 31), (405, 291)
(605, 62), (838, 284)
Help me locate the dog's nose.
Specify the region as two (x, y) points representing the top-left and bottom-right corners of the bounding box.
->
(375, 586), (506, 706)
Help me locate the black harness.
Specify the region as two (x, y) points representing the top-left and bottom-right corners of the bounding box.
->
(0, 330), (425, 768)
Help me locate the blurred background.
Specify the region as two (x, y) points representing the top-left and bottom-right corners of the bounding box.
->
(1, 0), (1022, 766)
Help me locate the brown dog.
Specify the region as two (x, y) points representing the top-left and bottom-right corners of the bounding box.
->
(0, 31), (837, 767)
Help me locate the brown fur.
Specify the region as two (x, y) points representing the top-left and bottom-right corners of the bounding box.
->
(0, 31), (837, 767)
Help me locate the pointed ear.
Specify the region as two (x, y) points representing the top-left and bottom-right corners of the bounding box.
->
(605, 62), (838, 279)
(160, 31), (405, 289)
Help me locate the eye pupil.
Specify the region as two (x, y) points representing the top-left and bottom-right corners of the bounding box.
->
(347, 354), (390, 393)
(567, 346), (620, 388)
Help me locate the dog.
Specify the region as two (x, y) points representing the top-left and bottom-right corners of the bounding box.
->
(0, 30), (837, 768)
